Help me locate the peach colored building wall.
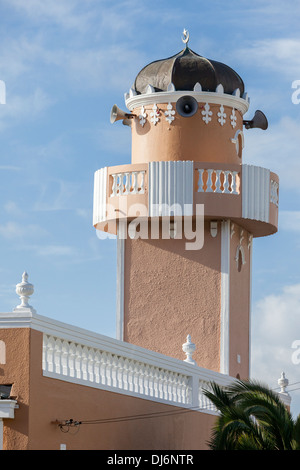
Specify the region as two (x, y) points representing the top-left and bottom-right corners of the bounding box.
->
(122, 218), (252, 379)
(0, 328), (30, 450)
(0, 326), (217, 450)
(131, 104), (244, 165)
(123, 220), (221, 371)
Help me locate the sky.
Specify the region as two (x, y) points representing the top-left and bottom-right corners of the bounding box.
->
(1, 0), (300, 416)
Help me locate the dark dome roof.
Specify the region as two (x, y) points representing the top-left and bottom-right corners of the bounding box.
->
(133, 46), (245, 96)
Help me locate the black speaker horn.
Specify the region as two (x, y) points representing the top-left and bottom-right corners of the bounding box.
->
(176, 95), (198, 117)
(243, 110), (268, 130)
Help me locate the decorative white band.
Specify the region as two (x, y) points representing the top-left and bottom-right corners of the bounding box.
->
(125, 90), (250, 115)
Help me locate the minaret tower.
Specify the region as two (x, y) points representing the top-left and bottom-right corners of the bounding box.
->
(93, 32), (279, 380)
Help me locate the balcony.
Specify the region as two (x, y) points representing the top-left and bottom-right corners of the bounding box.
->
(93, 161), (279, 238)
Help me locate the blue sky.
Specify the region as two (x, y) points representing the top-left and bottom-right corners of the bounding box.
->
(1, 0), (300, 415)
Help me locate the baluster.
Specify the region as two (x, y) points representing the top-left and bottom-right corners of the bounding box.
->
(124, 173), (130, 195)
(184, 376), (190, 404)
(270, 181), (274, 203)
(111, 356), (118, 387)
(67, 343), (75, 378)
(45, 336), (55, 373)
(164, 372), (170, 401)
(111, 174), (117, 196)
(61, 340), (69, 376)
(122, 359), (129, 391)
(206, 169), (214, 192)
(270, 180), (279, 206)
(132, 172), (138, 194)
(94, 351), (101, 384)
(215, 169), (222, 193)
(177, 375), (185, 404)
(171, 373), (177, 402)
(174, 374), (181, 403)
(106, 353), (113, 386)
(148, 366), (155, 397)
(128, 362), (134, 392)
(197, 169), (204, 192)
(54, 339), (62, 375)
(230, 171), (238, 194)
(176, 375), (182, 404)
(138, 364), (145, 395)
(198, 380), (205, 408)
(88, 349), (95, 382)
(158, 370), (164, 399)
(75, 345), (82, 379)
(81, 347), (89, 381)
(223, 171), (230, 193)
(143, 365), (150, 396)
(133, 363), (140, 393)
(168, 372), (174, 402)
(116, 357), (123, 390)
(100, 352), (107, 385)
(139, 171), (145, 194)
(117, 173), (123, 195)
(153, 369), (159, 398)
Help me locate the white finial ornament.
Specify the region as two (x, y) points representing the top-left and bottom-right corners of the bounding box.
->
(182, 29), (189, 47)
(182, 334), (197, 365)
(278, 371), (289, 394)
(14, 272), (36, 312)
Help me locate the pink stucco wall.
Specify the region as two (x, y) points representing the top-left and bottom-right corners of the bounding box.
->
(123, 220), (221, 371)
(0, 327), (216, 450)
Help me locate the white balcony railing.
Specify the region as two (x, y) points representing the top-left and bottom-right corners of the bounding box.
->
(270, 179), (279, 207)
(42, 331), (232, 412)
(197, 168), (240, 195)
(43, 334), (191, 406)
(111, 171), (145, 197)
(0, 280), (292, 415)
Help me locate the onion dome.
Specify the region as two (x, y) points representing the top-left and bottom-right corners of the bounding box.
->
(133, 33), (244, 96)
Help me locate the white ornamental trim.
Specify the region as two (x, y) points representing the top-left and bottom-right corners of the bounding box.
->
(125, 90), (250, 115)
(217, 104), (226, 126)
(150, 104), (160, 125)
(201, 103), (212, 124)
(164, 103), (175, 124)
(139, 105), (147, 127)
(230, 108), (237, 128)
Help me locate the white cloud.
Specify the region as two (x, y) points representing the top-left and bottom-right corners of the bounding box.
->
(0, 88), (54, 131)
(0, 221), (48, 240)
(0, 166), (21, 171)
(3, 201), (23, 217)
(236, 38), (300, 78)
(33, 245), (76, 257)
(251, 284), (300, 416)
(33, 179), (82, 212)
(3, 0), (94, 32)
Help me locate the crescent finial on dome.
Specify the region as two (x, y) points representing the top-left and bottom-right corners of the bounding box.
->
(182, 29), (189, 47)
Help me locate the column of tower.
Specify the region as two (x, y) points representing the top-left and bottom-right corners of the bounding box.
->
(93, 33), (279, 380)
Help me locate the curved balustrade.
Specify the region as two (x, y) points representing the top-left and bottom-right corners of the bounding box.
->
(111, 171), (145, 197)
(93, 161), (279, 237)
(196, 168), (240, 195)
